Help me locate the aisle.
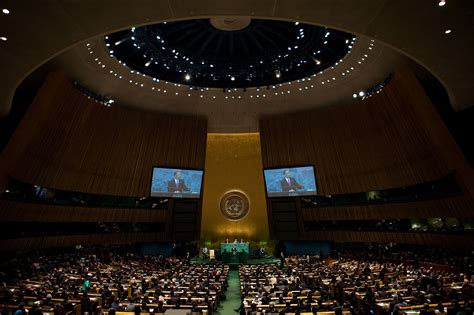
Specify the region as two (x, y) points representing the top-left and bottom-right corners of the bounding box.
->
(216, 269), (241, 314)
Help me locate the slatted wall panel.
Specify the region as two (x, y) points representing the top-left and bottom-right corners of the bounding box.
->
(0, 232), (167, 251)
(0, 200), (167, 222)
(302, 231), (474, 249)
(260, 67), (474, 246)
(259, 68), (474, 196)
(0, 71), (207, 246)
(1, 71), (207, 197)
(301, 196), (474, 221)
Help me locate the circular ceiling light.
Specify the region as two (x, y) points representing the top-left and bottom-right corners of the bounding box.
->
(444, 29), (452, 34)
(104, 18), (355, 88)
(2, 8), (9, 14)
(0, 36), (7, 41)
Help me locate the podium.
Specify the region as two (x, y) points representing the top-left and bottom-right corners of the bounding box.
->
(221, 242), (249, 254)
(221, 242), (249, 264)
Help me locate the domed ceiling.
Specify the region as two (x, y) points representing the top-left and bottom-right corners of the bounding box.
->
(29, 17), (407, 132)
(1, 0), (473, 128)
(105, 18), (354, 88)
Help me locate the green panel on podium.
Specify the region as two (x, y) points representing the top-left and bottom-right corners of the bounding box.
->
(221, 242), (249, 254)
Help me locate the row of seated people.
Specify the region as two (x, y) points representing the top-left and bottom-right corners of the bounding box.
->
(332, 244), (474, 273)
(237, 263), (349, 315)
(0, 246), (227, 315)
(284, 255), (474, 315)
(234, 253), (474, 315)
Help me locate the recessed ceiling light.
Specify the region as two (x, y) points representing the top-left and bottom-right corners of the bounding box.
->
(444, 29), (452, 34)
(438, 1), (446, 6)
(0, 36), (7, 41)
(2, 8), (9, 14)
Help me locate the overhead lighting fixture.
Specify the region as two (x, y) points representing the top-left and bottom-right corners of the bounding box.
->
(353, 93), (358, 98)
(444, 29), (452, 34)
(104, 20), (356, 90)
(0, 36), (7, 41)
(438, 1), (446, 6)
(115, 39), (127, 46)
(2, 8), (9, 14)
(358, 91), (365, 97)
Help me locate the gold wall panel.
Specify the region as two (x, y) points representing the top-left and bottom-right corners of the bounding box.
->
(200, 133), (270, 242)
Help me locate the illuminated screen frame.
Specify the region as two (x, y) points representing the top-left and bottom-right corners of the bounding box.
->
(263, 164), (318, 198)
(150, 166), (204, 199)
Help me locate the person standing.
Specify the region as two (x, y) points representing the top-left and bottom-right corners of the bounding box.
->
(280, 169), (303, 192)
(280, 252), (286, 269)
(167, 170), (190, 193)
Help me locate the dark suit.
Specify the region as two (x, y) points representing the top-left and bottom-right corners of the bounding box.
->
(167, 179), (190, 193)
(280, 177), (303, 192)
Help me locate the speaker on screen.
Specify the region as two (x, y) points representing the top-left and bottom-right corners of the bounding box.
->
(263, 165), (317, 197)
(150, 167), (204, 198)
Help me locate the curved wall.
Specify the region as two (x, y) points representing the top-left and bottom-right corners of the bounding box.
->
(0, 71), (207, 196)
(260, 67), (474, 195)
(0, 71), (207, 249)
(1, 68), (473, 250)
(260, 67), (474, 247)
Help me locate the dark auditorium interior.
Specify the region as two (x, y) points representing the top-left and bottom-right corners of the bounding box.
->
(1, 1), (474, 315)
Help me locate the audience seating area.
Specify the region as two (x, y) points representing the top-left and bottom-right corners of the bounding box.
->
(236, 255), (473, 315)
(0, 247), (228, 315)
(239, 263), (347, 314)
(286, 256), (473, 314)
(0, 245), (473, 315)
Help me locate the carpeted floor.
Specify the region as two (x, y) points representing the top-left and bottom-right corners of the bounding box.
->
(216, 270), (241, 314)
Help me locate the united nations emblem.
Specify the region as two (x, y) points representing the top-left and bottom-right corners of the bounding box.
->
(220, 190), (250, 221)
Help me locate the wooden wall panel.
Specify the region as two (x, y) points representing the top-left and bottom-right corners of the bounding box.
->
(259, 67), (474, 196)
(0, 71), (207, 246)
(0, 200), (167, 222)
(1, 71), (207, 197)
(301, 196), (474, 221)
(0, 232), (167, 251)
(261, 67), (474, 246)
(303, 230), (474, 249)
